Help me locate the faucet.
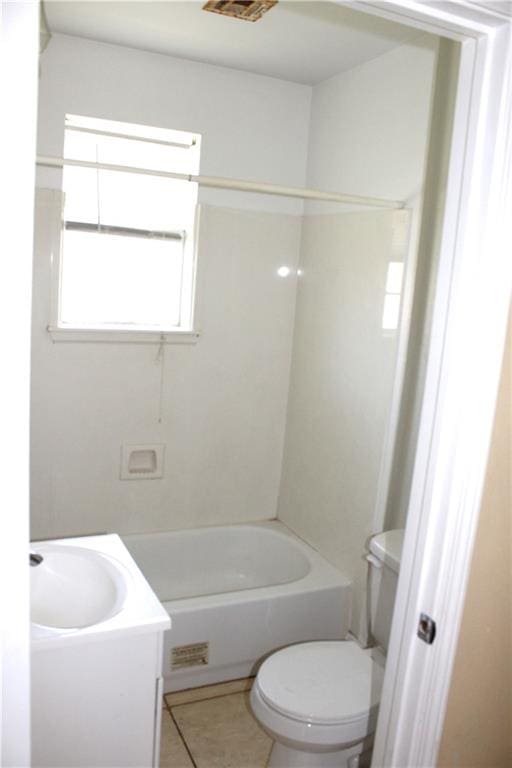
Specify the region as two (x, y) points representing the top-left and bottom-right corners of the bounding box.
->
(30, 553), (44, 567)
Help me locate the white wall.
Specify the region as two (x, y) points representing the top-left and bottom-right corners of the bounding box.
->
(306, 35), (438, 205)
(1, 2), (39, 764)
(31, 34), (309, 539)
(277, 36), (438, 638)
(36, 34), (311, 214)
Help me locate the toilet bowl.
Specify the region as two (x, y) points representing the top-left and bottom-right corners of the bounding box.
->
(250, 530), (404, 768)
(250, 641), (383, 767)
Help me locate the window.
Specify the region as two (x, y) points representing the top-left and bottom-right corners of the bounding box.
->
(382, 261), (404, 332)
(52, 114), (201, 341)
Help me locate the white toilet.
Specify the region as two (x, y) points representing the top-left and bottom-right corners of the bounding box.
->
(250, 529), (404, 768)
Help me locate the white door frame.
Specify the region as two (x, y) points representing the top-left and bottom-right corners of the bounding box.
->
(342, 2), (512, 766)
(0, 1), (39, 766)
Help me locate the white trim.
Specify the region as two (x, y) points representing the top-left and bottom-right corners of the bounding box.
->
(341, 3), (512, 767)
(65, 124), (195, 150)
(0, 2), (39, 764)
(349, 0), (507, 37)
(469, 1), (512, 20)
(47, 327), (201, 344)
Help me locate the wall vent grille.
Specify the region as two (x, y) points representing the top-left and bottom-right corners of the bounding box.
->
(171, 642), (209, 669)
(202, 1), (277, 22)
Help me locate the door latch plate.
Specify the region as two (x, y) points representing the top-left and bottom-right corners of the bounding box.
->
(417, 613), (436, 644)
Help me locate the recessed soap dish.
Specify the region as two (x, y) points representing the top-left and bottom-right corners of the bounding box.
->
(121, 444), (165, 480)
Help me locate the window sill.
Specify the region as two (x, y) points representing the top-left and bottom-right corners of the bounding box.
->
(47, 326), (201, 344)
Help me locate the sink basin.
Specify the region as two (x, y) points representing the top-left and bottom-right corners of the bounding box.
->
(30, 544), (129, 629)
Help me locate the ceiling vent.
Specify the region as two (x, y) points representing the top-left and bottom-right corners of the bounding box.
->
(202, 1), (277, 22)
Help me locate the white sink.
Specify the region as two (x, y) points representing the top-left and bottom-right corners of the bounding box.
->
(30, 544), (129, 629)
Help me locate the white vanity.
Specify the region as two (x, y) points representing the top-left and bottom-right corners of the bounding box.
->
(30, 534), (170, 768)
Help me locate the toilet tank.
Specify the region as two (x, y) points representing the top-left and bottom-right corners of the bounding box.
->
(367, 529), (404, 651)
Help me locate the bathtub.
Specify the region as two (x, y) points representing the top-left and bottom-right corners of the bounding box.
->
(122, 521), (351, 692)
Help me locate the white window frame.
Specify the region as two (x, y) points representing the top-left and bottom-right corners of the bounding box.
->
(48, 215), (202, 344)
(339, 2), (512, 766)
(48, 120), (202, 344)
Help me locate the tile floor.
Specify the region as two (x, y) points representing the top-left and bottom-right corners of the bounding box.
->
(160, 678), (273, 768)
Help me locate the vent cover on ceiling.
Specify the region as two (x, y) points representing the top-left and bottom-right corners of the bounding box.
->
(202, 0), (278, 22)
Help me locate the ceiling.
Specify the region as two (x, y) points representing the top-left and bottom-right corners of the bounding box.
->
(43, 1), (417, 85)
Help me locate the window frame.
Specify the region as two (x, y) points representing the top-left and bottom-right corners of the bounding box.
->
(48, 117), (202, 344)
(49, 211), (202, 345)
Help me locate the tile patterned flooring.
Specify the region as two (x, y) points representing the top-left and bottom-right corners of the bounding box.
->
(161, 678), (273, 768)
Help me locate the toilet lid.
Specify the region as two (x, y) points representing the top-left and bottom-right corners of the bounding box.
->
(256, 641), (384, 726)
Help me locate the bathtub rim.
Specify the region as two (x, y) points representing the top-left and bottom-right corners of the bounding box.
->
(122, 519), (351, 612)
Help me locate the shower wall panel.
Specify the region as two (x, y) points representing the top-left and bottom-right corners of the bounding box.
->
(31, 198), (300, 538)
(31, 33), (310, 538)
(277, 210), (405, 637)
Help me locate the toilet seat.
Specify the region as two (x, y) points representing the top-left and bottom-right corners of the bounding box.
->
(254, 641), (383, 744)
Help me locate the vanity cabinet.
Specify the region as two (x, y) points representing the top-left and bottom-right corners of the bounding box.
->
(30, 534), (170, 768)
(32, 632), (165, 767)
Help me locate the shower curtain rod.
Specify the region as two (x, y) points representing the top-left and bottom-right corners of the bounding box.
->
(36, 155), (404, 210)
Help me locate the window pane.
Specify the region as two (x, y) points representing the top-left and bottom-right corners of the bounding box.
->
(385, 261), (404, 294)
(382, 293), (401, 331)
(60, 230), (183, 328)
(63, 166), (101, 224)
(96, 171), (196, 231)
(95, 133), (199, 174)
(63, 122), (199, 235)
(60, 115), (200, 332)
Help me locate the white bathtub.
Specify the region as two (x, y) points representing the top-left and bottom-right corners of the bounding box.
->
(122, 521), (351, 692)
